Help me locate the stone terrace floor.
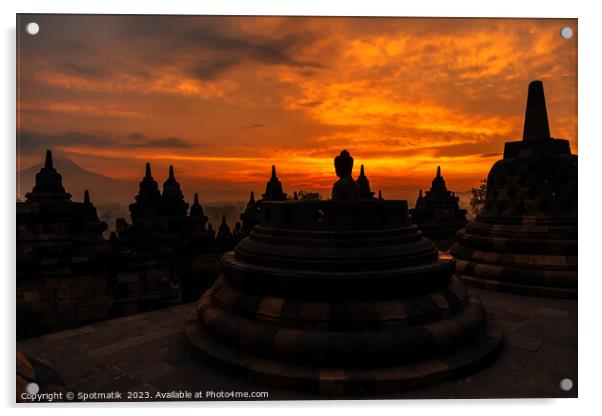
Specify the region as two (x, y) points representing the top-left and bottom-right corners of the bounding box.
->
(17, 287), (577, 401)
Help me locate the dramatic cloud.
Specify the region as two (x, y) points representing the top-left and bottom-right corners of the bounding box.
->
(18, 129), (200, 153)
(18, 130), (115, 153)
(62, 62), (106, 79)
(243, 123), (265, 129)
(16, 15), (577, 202)
(127, 137), (195, 149)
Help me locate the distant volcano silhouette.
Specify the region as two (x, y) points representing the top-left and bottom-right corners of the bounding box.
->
(17, 156), (136, 204)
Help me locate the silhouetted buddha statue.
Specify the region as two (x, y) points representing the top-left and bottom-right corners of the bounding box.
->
(331, 150), (360, 200)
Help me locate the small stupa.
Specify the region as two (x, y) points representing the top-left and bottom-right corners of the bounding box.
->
(128, 162), (163, 229)
(262, 165), (287, 201)
(410, 166), (467, 249)
(356, 164), (375, 200)
(25, 150), (71, 201)
(188, 192), (208, 236)
(161, 165), (189, 220)
(216, 215), (234, 249)
(240, 191), (259, 238)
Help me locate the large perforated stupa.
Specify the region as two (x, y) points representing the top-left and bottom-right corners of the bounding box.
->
(450, 81), (577, 298)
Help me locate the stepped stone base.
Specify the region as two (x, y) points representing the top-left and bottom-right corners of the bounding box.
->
(456, 273), (576, 299)
(185, 290), (503, 395)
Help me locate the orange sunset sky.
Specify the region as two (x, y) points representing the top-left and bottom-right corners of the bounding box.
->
(17, 15), (577, 204)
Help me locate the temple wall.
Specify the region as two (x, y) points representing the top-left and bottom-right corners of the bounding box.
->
(17, 273), (112, 339)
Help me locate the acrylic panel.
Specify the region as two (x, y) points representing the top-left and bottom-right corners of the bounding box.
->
(16, 14), (577, 402)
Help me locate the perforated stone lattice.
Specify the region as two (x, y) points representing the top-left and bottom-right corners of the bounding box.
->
(485, 155), (577, 218)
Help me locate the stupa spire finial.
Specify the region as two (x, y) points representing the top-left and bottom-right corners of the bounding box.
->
(436, 166), (441, 178)
(169, 165), (175, 180)
(271, 165), (277, 179)
(522, 80), (551, 141)
(194, 192), (199, 204)
(145, 162), (152, 178)
(249, 191), (255, 203)
(45, 150), (53, 169)
(360, 164), (365, 176)
(84, 189), (90, 204)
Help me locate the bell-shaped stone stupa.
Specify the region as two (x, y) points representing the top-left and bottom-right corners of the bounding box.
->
(410, 166), (467, 250)
(450, 81), (577, 298)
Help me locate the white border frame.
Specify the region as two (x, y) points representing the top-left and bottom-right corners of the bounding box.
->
(3, 1), (600, 414)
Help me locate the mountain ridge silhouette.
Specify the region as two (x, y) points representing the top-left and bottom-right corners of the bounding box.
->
(17, 156), (136, 204)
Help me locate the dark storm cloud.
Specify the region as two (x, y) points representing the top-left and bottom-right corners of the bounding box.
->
(18, 129), (201, 155)
(62, 62), (106, 78)
(18, 130), (115, 153)
(181, 28), (322, 80)
(122, 133), (203, 149)
(20, 15), (324, 87)
(125, 133), (203, 148)
(243, 123), (265, 129)
(298, 100), (323, 108)
(128, 132), (145, 141)
(127, 136), (195, 149)
(420, 139), (507, 158)
(192, 58), (240, 81)
(184, 30), (321, 69)
(113, 15), (323, 78)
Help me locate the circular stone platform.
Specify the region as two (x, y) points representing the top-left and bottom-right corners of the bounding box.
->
(185, 290), (502, 396)
(185, 196), (502, 395)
